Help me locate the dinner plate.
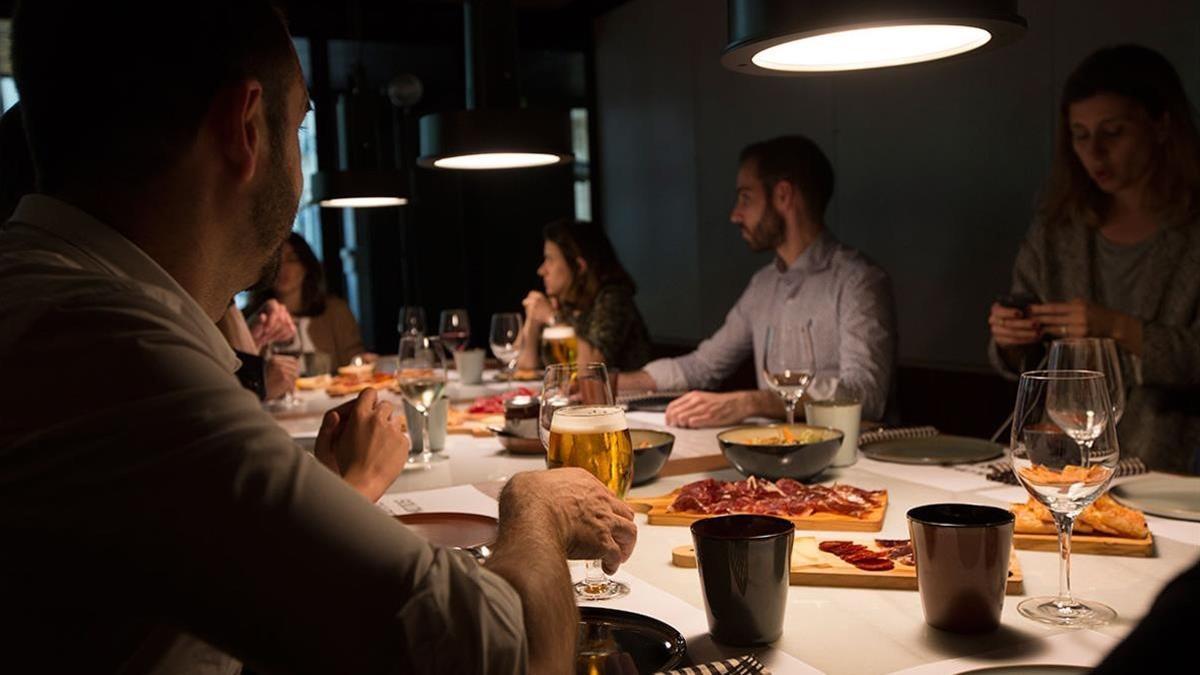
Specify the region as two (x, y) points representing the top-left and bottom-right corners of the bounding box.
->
(576, 607), (687, 674)
(861, 435), (1004, 465)
(394, 512), (499, 550)
(1111, 475), (1200, 522)
(955, 665), (1089, 674)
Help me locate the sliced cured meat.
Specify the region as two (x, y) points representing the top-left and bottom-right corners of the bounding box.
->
(667, 478), (884, 519)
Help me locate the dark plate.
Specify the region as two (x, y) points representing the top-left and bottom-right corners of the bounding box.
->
(394, 512), (499, 550)
(1111, 475), (1200, 522)
(862, 435), (1004, 465)
(576, 607), (687, 675)
(488, 426), (546, 455)
(631, 429), (674, 486)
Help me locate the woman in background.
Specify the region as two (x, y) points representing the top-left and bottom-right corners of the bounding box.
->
(248, 232), (366, 369)
(988, 45), (1200, 473)
(518, 219), (651, 372)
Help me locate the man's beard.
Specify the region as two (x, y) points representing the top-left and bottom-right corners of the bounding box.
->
(745, 203), (785, 252)
(248, 134), (299, 289)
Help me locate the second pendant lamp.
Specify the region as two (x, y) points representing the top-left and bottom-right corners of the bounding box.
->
(418, 0), (572, 170)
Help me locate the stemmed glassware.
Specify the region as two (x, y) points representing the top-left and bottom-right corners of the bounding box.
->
(489, 313), (523, 385)
(439, 309), (471, 352)
(1010, 369), (1119, 627)
(1047, 338), (1125, 425)
(540, 362), (633, 601)
(396, 335), (448, 465)
(398, 306), (427, 338)
(762, 320), (816, 424)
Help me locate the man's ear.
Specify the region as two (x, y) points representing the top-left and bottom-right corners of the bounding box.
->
(773, 180), (807, 221)
(210, 79), (266, 185)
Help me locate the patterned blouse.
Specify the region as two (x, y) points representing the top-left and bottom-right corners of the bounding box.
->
(569, 283), (652, 371)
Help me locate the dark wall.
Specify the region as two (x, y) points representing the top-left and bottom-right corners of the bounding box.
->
(595, 0), (1200, 370)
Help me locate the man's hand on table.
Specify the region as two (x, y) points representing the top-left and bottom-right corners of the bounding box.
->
(498, 468), (637, 573)
(314, 389), (409, 501)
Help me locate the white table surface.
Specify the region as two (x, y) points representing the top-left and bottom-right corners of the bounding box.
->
(276, 403), (1200, 674)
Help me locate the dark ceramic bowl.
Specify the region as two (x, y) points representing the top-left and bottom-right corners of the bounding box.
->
(631, 429), (674, 486)
(717, 423), (842, 482)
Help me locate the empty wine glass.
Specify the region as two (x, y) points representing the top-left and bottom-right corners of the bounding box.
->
(439, 309), (471, 352)
(1010, 369), (1119, 627)
(398, 306), (426, 338)
(1048, 338), (1125, 425)
(762, 320), (816, 424)
(489, 313), (523, 385)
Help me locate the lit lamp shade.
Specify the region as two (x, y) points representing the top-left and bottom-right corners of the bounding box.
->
(312, 170), (409, 208)
(722, 0), (1026, 75)
(418, 108), (573, 170)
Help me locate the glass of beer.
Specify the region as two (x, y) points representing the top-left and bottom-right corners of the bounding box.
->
(540, 363), (631, 600)
(540, 324), (578, 366)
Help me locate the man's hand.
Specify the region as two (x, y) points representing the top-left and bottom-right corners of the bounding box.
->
(251, 299), (297, 349)
(665, 390), (751, 428)
(264, 354), (300, 400)
(499, 468), (637, 574)
(988, 302), (1042, 347)
(313, 389), (409, 501)
(521, 291), (556, 327)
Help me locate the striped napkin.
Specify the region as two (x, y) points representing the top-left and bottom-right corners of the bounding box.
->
(858, 425), (939, 447)
(658, 654), (770, 675)
(955, 456), (1150, 485)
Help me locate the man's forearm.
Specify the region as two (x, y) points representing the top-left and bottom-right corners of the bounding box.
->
(486, 510), (577, 673)
(618, 370), (657, 392)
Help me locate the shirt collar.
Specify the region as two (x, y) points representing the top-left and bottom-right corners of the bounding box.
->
(774, 229), (835, 275)
(9, 194), (240, 373)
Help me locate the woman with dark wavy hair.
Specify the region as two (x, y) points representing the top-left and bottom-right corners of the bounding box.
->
(988, 44), (1200, 473)
(247, 232), (366, 368)
(517, 219), (651, 371)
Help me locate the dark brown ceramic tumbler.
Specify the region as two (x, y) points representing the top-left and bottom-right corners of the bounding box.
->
(907, 503), (1014, 634)
(690, 514), (794, 646)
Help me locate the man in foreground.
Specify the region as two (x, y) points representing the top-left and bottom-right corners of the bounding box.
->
(0, 2), (635, 672)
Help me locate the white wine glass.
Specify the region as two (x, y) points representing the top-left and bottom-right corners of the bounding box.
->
(1010, 369), (1119, 627)
(540, 363), (631, 601)
(763, 320), (815, 424)
(489, 312), (523, 386)
(397, 335), (448, 465)
(1048, 338), (1125, 425)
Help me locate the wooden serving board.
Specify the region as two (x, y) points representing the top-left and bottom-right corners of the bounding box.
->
(626, 491), (887, 532)
(1013, 531), (1154, 557)
(671, 538), (1024, 595)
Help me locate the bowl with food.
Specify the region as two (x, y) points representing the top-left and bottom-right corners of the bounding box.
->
(717, 423), (843, 482)
(630, 429), (674, 486)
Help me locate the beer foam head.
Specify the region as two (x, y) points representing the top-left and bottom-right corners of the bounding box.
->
(542, 325), (576, 339)
(551, 405), (627, 433)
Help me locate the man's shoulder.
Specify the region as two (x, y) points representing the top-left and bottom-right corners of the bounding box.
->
(825, 238), (890, 284)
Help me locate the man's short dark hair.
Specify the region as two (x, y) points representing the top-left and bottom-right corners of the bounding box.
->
(739, 135), (835, 221)
(12, 0), (295, 192)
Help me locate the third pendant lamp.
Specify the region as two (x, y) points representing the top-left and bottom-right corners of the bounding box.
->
(418, 0), (572, 170)
(722, 0), (1026, 75)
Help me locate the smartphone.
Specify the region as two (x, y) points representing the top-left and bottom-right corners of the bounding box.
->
(996, 292), (1040, 316)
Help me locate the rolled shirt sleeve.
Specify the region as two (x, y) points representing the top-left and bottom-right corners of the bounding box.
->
(644, 289), (755, 392)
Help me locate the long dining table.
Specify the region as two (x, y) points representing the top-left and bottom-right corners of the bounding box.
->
(279, 374), (1200, 674)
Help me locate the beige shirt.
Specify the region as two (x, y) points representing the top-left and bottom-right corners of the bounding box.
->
(0, 195), (527, 673)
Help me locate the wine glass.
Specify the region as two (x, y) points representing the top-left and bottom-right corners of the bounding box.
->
(762, 320), (816, 424)
(265, 339), (303, 410)
(1047, 338), (1125, 425)
(398, 306), (427, 338)
(397, 335), (448, 465)
(489, 312), (523, 384)
(439, 309), (471, 352)
(1010, 369), (1119, 627)
(540, 362), (632, 601)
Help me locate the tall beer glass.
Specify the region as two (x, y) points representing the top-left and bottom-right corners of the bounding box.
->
(540, 324), (578, 366)
(548, 404), (633, 600)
